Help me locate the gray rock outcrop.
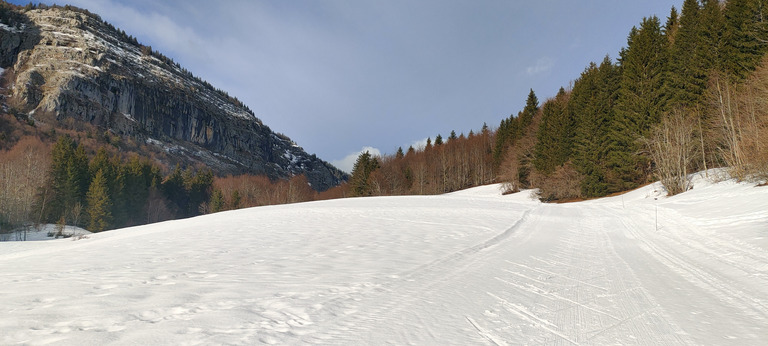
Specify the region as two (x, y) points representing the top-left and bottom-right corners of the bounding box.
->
(0, 6), (345, 191)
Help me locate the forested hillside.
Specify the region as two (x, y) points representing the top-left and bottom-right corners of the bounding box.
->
(349, 0), (768, 200)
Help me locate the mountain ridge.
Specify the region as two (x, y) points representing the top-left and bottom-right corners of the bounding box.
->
(0, 3), (345, 191)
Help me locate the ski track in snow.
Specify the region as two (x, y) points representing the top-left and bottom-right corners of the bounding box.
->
(1, 176), (767, 345)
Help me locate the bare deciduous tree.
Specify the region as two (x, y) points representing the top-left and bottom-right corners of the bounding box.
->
(643, 109), (697, 196)
(0, 137), (50, 239)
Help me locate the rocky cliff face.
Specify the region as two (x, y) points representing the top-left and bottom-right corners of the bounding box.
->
(0, 6), (345, 191)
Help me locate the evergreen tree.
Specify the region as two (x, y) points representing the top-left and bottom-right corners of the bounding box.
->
(570, 57), (621, 197)
(434, 134), (443, 146)
(121, 156), (160, 226)
(668, 0), (708, 107)
(89, 148), (115, 180)
(396, 147), (404, 159)
(492, 113), (520, 168)
(45, 136), (75, 221)
(700, 0), (726, 73)
(617, 16), (669, 135)
(43, 136), (90, 223)
(520, 89), (539, 130)
(349, 151), (380, 196)
(162, 164), (187, 216)
(66, 143), (90, 211)
(665, 6), (680, 45)
(611, 16), (670, 190)
(533, 87), (571, 174)
(722, 0), (768, 81)
(449, 130), (458, 141)
(185, 168), (213, 216)
(230, 190), (242, 210)
(87, 169), (113, 232)
(89, 148), (124, 225)
(209, 189), (225, 213)
(493, 90), (538, 169)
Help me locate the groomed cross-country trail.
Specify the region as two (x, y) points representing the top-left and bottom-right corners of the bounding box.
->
(1, 170), (766, 345)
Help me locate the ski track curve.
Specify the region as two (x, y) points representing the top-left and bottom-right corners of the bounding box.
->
(464, 204), (693, 345)
(295, 208), (538, 344)
(308, 200), (767, 345)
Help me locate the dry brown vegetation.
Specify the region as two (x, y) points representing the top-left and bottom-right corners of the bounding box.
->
(0, 136), (50, 229)
(709, 60), (768, 182)
(366, 129), (496, 196)
(529, 162), (582, 202)
(642, 109), (698, 196)
(212, 174), (315, 210)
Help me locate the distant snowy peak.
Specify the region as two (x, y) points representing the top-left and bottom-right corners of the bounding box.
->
(0, 5), (345, 190)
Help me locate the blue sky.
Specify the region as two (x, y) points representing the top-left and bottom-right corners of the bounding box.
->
(12, 0), (682, 172)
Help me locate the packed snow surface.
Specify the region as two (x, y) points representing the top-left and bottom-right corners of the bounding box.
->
(1, 172), (767, 345)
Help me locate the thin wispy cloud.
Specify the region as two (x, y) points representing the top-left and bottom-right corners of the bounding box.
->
(526, 57), (554, 76)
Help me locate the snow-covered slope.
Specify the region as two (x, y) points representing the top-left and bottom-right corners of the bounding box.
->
(1, 172), (766, 345)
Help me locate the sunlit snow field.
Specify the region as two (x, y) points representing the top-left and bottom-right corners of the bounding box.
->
(1, 171), (767, 345)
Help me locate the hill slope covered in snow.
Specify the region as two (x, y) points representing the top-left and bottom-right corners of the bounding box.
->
(1, 172), (767, 345)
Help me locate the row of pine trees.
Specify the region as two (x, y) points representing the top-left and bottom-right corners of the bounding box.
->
(350, 0), (768, 200)
(37, 136), (213, 232)
(531, 0), (768, 199)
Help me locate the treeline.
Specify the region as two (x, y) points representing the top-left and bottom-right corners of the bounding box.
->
(207, 174), (316, 213)
(525, 0), (768, 200)
(31, 135), (214, 232)
(348, 125), (496, 196)
(351, 0), (768, 200)
(0, 132), (332, 235)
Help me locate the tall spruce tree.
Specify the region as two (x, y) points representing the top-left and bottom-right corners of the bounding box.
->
(492, 90), (537, 168)
(43, 136), (90, 223)
(617, 16), (669, 136)
(121, 156), (161, 226)
(162, 165), (187, 216)
(668, 0), (709, 108)
(520, 89), (539, 131)
(570, 57), (621, 197)
(87, 169), (113, 232)
(45, 136), (74, 221)
(610, 16), (670, 190)
(88, 148), (125, 226)
(700, 0), (726, 73)
(185, 169), (213, 217)
(209, 189), (225, 213)
(665, 6), (680, 45)
(349, 151), (380, 196)
(722, 0), (768, 81)
(533, 87), (572, 175)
